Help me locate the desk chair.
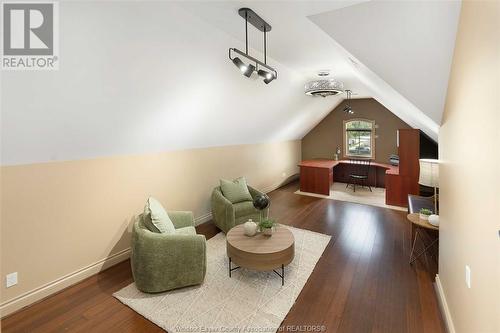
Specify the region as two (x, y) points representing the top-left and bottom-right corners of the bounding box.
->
(346, 159), (372, 192)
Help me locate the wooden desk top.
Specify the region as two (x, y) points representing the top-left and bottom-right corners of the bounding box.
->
(298, 159), (399, 175)
(297, 159), (338, 168)
(407, 213), (439, 231)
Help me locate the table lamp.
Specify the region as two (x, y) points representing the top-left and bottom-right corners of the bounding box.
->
(418, 159), (439, 214)
(253, 194), (270, 222)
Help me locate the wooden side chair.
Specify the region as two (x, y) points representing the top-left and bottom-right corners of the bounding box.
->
(346, 159), (372, 192)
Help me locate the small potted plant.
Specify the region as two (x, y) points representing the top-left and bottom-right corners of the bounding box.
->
(259, 218), (276, 236)
(419, 208), (432, 221)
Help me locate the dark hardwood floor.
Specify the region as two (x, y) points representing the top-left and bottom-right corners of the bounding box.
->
(1, 181), (444, 333)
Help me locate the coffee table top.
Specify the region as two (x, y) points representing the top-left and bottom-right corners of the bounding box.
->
(226, 224), (294, 255)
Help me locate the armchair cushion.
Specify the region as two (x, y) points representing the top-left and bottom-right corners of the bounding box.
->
(211, 184), (268, 233)
(233, 201), (258, 217)
(175, 226), (196, 236)
(143, 197), (175, 234)
(220, 177), (253, 204)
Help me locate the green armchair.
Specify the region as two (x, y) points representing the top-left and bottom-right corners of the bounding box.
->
(211, 185), (269, 233)
(131, 211), (206, 293)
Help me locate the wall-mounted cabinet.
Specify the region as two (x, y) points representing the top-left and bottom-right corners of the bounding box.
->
(386, 129), (420, 207)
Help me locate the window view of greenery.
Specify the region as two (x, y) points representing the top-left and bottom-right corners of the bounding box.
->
(345, 120), (374, 158)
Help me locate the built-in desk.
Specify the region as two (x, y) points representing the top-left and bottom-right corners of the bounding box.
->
(298, 159), (398, 196)
(298, 129), (419, 206)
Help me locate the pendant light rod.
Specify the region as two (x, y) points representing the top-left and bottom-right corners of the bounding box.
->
(245, 11), (248, 55)
(264, 27), (267, 64)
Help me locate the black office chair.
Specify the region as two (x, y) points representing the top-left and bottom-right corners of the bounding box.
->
(346, 159), (372, 192)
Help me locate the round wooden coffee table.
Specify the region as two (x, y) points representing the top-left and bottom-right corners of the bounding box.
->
(226, 224), (295, 286)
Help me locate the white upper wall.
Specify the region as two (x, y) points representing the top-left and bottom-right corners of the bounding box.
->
(1, 1), (336, 165)
(1, 1), (460, 165)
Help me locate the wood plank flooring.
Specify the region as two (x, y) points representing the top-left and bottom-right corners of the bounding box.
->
(1, 181), (444, 332)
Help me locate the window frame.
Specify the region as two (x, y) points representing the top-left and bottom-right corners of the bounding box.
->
(343, 119), (376, 159)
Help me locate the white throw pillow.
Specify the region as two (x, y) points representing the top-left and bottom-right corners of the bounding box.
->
(143, 197), (176, 233)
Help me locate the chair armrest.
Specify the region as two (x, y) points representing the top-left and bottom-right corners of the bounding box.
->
(211, 189), (235, 231)
(168, 211), (195, 229)
(248, 185), (265, 200)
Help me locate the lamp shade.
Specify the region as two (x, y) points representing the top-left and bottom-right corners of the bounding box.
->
(418, 159), (439, 187)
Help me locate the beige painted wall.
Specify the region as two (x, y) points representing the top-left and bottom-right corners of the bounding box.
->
(0, 140), (300, 314)
(438, 1), (500, 332)
(301, 98), (411, 163)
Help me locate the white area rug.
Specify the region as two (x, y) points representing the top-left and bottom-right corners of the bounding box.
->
(114, 226), (331, 333)
(295, 182), (407, 212)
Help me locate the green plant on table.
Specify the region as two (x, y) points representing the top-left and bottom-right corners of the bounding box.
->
(259, 218), (276, 230)
(420, 208), (433, 216)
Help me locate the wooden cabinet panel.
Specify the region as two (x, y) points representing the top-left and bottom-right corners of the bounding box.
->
(385, 129), (420, 207)
(300, 167), (332, 195)
(386, 174), (403, 206)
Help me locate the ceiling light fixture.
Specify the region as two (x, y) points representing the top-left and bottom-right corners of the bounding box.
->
(343, 90), (355, 114)
(305, 72), (344, 97)
(228, 8), (277, 84)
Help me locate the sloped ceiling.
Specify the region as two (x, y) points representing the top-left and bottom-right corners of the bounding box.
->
(1, 1), (460, 165)
(309, 0), (461, 126)
(1, 1), (338, 165)
(180, 0), (461, 141)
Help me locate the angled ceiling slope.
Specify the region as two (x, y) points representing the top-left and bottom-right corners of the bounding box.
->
(309, 0), (461, 140)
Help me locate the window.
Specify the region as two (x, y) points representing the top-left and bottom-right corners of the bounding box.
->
(343, 119), (375, 159)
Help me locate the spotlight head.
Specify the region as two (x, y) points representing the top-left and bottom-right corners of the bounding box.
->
(258, 69), (270, 79)
(343, 106), (353, 114)
(232, 57), (255, 77)
(232, 57), (245, 70)
(243, 63), (255, 77)
(263, 72), (276, 84)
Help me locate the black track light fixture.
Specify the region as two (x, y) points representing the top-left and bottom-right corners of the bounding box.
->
(228, 8), (277, 84)
(344, 90), (355, 114)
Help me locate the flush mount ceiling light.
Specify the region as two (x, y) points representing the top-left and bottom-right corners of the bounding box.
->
(304, 72), (344, 97)
(343, 90), (355, 114)
(228, 8), (277, 84)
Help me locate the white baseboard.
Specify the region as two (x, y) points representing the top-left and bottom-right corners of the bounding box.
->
(194, 211), (213, 226)
(435, 274), (456, 333)
(0, 247), (131, 318)
(0, 177), (295, 318)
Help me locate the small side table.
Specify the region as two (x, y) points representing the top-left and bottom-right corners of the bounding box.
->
(407, 213), (439, 265)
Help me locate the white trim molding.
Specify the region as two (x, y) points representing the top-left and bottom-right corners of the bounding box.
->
(0, 248), (131, 318)
(435, 274), (456, 333)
